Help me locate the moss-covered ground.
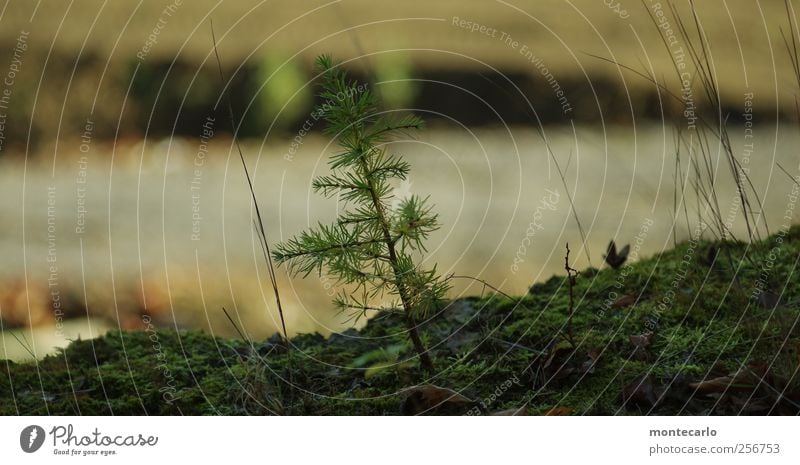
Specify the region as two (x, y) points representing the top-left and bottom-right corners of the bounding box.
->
(2, 227), (799, 415)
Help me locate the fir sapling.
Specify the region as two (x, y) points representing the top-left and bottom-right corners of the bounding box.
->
(273, 55), (449, 374)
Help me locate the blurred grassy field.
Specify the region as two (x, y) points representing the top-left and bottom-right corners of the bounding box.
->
(0, 0), (795, 109)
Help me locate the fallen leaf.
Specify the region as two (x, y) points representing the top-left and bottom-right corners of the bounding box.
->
(622, 374), (659, 408)
(544, 346), (600, 380)
(400, 385), (474, 415)
(689, 368), (761, 394)
(581, 348), (601, 374)
(544, 406), (573, 416)
(612, 294), (637, 309)
(629, 332), (653, 350)
(629, 332), (653, 361)
(542, 345), (574, 380)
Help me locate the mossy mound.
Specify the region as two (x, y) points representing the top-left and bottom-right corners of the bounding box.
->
(2, 227), (799, 415)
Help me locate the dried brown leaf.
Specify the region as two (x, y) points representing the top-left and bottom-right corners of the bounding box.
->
(622, 374), (659, 408)
(581, 348), (601, 374)
(689, 368), (761, 394)
(544, 406), (573, 416)
(612, 294), (637, 309)
(400, 384), (474, 415)
(629, 332), (653, 350)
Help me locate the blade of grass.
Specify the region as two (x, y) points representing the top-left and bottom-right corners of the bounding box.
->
(210, 20), (294, 413)
(209, 21), (289, 346)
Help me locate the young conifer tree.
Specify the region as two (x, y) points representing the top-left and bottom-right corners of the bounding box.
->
(273, 55), (449, 374)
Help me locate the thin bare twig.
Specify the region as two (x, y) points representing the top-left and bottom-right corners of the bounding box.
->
(210, 21), (289, 345)
(564, 243), (579, 348)
(777, 163), (799, 186)
(448, 274), (516, 302)
(222, 307), (250, 344)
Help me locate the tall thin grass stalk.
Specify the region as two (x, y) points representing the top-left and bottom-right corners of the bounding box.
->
(209, 21), (294, 413)
(591, 2), (769, 250)
(209, 23), (289, 346)
(668, 1), (768, 244)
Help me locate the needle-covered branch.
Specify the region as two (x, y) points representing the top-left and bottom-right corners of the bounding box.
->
(273, 55), (449, 374)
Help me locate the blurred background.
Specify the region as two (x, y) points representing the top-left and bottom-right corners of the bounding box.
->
(0, 0), (798, 359)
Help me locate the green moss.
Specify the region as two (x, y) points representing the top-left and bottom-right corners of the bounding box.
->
(3, 226), (799, 415)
